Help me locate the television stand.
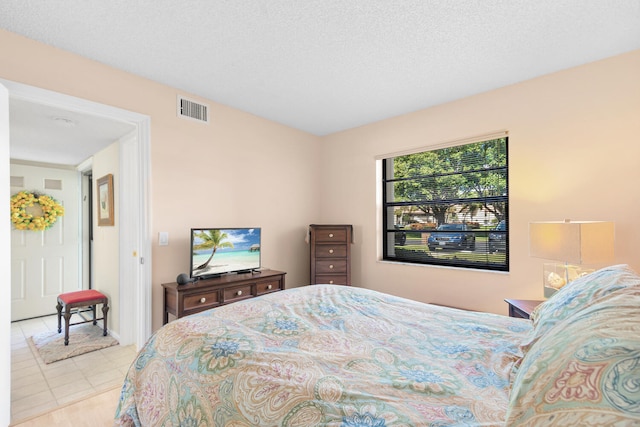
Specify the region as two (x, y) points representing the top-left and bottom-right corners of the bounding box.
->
(162, 269), (286, 324)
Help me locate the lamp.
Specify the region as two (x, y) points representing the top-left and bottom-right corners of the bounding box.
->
(529, 220), (615, 297)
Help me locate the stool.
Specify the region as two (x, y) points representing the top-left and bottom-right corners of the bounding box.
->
(56, 289), (109, 346)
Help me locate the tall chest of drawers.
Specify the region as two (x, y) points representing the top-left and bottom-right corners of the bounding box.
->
(309, 224), (353, 286)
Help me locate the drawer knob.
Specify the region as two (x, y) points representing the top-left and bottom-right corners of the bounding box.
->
(329, 280), (334, 284)
(329, 249), (334, 254)
(329, 233), (334, 238)
(200, 297), (206, 303)
(267, 284), (272, 290)
(237, 290), (243, 296)
(329, 264), (334, 269)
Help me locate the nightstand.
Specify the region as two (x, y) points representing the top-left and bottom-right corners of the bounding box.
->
(504, 299), (544, 319)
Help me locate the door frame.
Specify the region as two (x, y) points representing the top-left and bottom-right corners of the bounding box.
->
(1, 78), (152, 349)
(1, 81), (12, 427)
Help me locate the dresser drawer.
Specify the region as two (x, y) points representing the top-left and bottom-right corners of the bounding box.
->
(223, 284), (253, 303)
(256, 280), (281, 295)
(183, 290), (220, 312)
(314, 228), (349, 243)
(315, 244), (347, 258)
(316, 259), (347, 274)
(315, 275), (349, 285)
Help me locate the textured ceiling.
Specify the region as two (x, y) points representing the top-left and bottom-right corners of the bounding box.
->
(1, 1), (639, 149)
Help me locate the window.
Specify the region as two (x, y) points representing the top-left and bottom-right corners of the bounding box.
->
(382, 136), (508, 271)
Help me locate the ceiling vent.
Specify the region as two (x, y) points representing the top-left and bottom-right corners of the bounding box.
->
(177, 96), (209, 123)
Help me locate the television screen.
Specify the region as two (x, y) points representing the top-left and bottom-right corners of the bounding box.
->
(190, 228), (261, 279)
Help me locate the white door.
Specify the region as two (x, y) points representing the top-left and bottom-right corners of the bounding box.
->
(11, 163), (80, 321)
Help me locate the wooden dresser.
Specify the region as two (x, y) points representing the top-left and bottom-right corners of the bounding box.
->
(309, 224), (353, 286)
(162, 269), (285, 324)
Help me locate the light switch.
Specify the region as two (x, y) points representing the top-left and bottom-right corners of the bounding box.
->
(159, 232), (169, 246)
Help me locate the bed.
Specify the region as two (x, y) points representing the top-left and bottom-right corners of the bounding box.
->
(115, 264), (640, 426)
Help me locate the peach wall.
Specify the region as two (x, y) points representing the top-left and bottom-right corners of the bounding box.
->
(320, 50), (640, 314)
(0, 30), (321, 332)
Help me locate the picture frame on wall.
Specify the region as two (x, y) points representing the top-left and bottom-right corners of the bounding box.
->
(97, 174), (114, 226)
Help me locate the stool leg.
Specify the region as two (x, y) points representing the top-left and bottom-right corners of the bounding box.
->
(92, 304), (97, 325)
(102, 301), (109, 337)
(63, 307), (72, 346)
(56, 300), (63, 334)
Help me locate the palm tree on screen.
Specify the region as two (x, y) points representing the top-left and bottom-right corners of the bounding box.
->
(193, 229), (234, 270)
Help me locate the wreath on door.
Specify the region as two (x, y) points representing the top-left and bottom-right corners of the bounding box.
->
(10, 191), (65, 231)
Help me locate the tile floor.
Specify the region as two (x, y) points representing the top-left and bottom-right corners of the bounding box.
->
(10, 314), (138, 424)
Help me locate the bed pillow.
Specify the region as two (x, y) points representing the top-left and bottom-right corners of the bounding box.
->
(527, 264), (640, 343)
(506, 292), (640, 426)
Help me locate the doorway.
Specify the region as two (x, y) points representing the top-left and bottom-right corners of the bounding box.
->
(3, 78), (152, 348)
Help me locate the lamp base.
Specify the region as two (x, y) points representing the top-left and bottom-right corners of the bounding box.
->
(542, 263), (594, 298)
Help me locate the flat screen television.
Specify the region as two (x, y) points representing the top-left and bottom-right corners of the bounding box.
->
(190, 227), (261, 280)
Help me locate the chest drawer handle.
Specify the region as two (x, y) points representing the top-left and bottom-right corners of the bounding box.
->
(267, 284), (272, 290)
(328, 233), (334, 238)
(329, 249), (334, 254)
(200, 297), (206, 303)
(237, 290), (243, 296)
(329, 264), (334, 269)
(329, 280), (334, 284)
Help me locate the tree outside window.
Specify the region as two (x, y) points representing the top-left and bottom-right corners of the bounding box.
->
(382, 137), (508, 271)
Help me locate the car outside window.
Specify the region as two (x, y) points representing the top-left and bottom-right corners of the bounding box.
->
(382, 136), (509, 271)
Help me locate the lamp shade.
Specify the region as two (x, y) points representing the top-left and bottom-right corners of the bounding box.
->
(529, 221), (615, 265)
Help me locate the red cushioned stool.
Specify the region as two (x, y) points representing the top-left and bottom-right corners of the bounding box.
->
(56, 289), (109, 346)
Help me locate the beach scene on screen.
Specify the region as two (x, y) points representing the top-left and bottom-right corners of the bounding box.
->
(191, 228), (260, 277)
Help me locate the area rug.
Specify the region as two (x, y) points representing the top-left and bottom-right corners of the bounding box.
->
(29, 324), (119, 364)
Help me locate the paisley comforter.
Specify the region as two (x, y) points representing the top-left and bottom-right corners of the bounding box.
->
(114, 285), (531, 426)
